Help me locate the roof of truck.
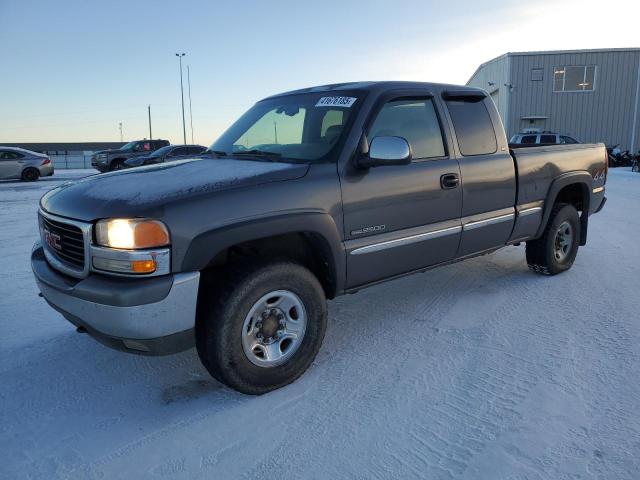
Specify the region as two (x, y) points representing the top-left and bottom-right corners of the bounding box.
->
(264, 81), (483, 100)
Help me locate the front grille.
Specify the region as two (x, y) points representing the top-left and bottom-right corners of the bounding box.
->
(41, 215), (85, 269)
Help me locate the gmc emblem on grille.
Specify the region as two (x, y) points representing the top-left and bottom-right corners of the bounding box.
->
(43, 228), (62, 251)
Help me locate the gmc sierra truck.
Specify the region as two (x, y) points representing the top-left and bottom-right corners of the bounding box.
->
(91, 139), (170, 172)
(32, 81), (607, 394)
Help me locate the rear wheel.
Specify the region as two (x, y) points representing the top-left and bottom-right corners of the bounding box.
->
(21, 168), (40, 182)
(196, 261), (327, 394)
(526, 203), (580, 275)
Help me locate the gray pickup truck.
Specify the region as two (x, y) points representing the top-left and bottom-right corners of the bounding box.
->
(32, 81), (607, 394)
(91, 139), (170, 172)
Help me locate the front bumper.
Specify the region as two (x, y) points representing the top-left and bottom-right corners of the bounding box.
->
(31, 243), (200, 355)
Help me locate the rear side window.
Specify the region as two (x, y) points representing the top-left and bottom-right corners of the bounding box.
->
(521, 135), (537, 144)
(368, 98), (445, 160)
(561, 136), (578, 144)
(445, 99), (497, 155)
(540, 135), (556, 144)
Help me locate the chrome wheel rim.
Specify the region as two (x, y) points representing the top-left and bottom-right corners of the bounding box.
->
(241, 290), (307, 367)
(554, 221), (573, 262)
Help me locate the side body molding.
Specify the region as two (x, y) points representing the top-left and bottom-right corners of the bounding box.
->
(180, 211), (346, 295)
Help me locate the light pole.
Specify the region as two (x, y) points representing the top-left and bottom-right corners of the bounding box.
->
(118, 122), (123, 142)
(187, 65), (194, 144)
(148, 105), (152, 140)
(175, 53), (187, 144)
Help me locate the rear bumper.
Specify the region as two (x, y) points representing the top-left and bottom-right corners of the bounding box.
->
(591, 186), (606, 214)
(31, 243), (199, 355)
(39, 164), (54, 177)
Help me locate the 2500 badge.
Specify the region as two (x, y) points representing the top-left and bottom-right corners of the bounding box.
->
(351, 224), (386, 236)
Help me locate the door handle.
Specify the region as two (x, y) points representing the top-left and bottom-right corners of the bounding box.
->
(440, 173), (459, 189)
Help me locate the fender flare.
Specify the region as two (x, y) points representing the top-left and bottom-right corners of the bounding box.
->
(180, 211), (346, 295)
(535, 171), (592, 244)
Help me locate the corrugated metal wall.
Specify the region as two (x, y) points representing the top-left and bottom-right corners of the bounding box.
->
(467, 55), (510, 125)
(508, 50), (640, 150)
(468, 50), (640, 151)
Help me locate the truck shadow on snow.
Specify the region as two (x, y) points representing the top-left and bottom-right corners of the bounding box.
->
(25, 249), (536, 414)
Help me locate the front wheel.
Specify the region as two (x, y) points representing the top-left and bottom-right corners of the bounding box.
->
(109, 160), (125, 171)
(196, 261), (327, 394)
(526, 203), (580, 275)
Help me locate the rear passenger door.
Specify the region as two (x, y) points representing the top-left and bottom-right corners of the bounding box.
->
(341, 92), (462, 288)
(442, 92), (516, 257)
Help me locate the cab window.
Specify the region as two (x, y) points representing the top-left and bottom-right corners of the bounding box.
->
(368, 98), (445, 160)
(445, 99), (497, 155)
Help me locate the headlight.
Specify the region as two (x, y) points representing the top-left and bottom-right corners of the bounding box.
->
(95, 219), (170, 249)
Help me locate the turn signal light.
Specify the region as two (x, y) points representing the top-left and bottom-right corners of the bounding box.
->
(131, 260), (157, 273)
(92, 257), (157, 274)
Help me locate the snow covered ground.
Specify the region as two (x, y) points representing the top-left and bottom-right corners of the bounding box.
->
(1, 169), (639, 479)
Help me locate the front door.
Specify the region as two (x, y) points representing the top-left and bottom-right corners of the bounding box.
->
(340, 95), (462, 288)
(0, 151), (23, 179)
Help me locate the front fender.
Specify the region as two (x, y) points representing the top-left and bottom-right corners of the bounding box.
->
(180, 211), (346, 294)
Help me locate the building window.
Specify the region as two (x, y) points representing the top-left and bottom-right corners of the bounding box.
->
(531, 68), (543, 81)
(553, 65), (596, 92)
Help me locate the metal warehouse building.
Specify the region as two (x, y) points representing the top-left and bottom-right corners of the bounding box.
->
(467, 48), (640, 152)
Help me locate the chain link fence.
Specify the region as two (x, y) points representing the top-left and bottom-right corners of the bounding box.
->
(49, 152), (95, 169)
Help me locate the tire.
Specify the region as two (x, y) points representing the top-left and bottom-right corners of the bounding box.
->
(526, 203), (580, 275)
(109, 160), (125, 171)
(196, 260), (327, 394)
(21, 168), (40, 182)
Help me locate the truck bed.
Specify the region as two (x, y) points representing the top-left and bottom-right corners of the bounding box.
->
(510, 143), (607, 209)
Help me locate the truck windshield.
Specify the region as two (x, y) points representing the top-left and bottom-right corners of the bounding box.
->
(119, 141), (137, 151)
(148, 146), (173, 158)
(210, 92), (361, 163)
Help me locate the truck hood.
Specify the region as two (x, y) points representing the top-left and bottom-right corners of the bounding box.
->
(41, 158), (309, 221)
(93, 149), (126, 156)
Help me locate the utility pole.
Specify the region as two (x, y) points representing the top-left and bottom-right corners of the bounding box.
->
(175, 53), (187, 144)
(148, 105), (153, 140)
(187, 65), (194, 144)
(274, 122), (278, 144)
(118, 122), (123, 142)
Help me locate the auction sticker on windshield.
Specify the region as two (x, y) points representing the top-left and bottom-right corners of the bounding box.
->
(315, 96), (357, 108)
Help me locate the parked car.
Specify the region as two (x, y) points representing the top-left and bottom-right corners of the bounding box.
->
(32, 81), (607, 394)
(124, 144), (207, 168)
(91, 139), (170, 172)
(510, 132), (580, 147)
(0, 147), (53, 181)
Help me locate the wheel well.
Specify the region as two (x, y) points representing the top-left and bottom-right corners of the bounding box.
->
(553, 182), (590, 245)
(555, 183), (588, 212)
(204, 232), (337, 299)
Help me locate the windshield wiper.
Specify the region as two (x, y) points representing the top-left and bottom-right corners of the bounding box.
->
(231, 149), (282, 158)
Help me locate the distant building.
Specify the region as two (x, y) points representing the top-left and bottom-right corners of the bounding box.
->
(467, 48), (640, 151)
(0, 142), (126, 168)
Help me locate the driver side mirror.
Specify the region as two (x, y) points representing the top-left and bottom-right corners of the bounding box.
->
(356, 136), (412, 169)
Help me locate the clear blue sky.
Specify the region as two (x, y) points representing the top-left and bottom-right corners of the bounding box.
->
(1, 0), (637, 145)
